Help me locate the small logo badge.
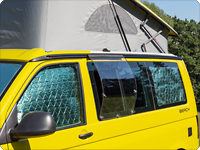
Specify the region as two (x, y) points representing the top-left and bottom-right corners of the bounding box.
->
(179, 108), (190, 113)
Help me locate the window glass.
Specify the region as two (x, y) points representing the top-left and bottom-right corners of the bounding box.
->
(17, 64), (84, 129)
(0, 63), (22, 98)
(87, 56), (137, 120)
(146, 62), (186, 107)
(128, 62), (155, 112)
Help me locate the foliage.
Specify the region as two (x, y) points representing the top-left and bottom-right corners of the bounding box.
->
(169, 18), (200, 109)
(141, 1), (200, 110)
(141, 0), (174, 27)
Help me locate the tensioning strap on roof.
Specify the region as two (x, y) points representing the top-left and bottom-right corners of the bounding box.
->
(110, 0), (131, 52)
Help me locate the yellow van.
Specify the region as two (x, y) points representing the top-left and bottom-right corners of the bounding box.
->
(0, 48), (199, 150)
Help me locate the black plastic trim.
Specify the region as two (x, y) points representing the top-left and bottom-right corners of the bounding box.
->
(10, 112), (56, 139)
(77, 62), (87, 126)
(188, 127), (192, 137)
(0, 62), (26, 101)
(124, 54), (182, 60)
(79, 132), (93, 139)
(155, 101), (187, 110)
(29, 54), (88, 62)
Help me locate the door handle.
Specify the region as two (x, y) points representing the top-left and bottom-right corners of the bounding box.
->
(79, 132), (93, 139)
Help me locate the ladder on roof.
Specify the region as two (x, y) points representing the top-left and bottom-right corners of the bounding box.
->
(140, 15), (166, 53)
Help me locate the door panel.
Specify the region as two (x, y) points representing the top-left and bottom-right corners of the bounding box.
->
(7, 59), (97, 150)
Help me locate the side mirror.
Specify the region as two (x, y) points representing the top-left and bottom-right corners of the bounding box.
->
(10, 112), (56, 139)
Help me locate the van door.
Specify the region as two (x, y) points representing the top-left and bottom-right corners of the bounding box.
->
(6, 59), (97, 150)
(85, 56), (197, 149)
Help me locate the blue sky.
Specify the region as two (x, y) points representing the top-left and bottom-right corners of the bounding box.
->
(139, 0), (200, 23)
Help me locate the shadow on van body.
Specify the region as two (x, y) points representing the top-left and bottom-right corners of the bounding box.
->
(11, 139), (30, 150)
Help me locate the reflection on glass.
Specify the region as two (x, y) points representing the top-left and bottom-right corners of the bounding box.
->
(89, 57), (137, 120)
(0, 63), (22, 97)
(129, 62), (154, 112)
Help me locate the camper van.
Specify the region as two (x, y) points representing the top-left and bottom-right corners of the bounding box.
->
(0, 0), (199, 149)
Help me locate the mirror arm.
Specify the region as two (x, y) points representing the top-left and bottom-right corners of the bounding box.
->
(9, 129), (20, 141)
(0, 104), (18, 145)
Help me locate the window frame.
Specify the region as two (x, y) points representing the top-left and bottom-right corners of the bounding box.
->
(16, 62), (87, 131)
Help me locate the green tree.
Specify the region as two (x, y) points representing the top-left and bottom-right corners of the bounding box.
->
(169, 18), (200, 109)
(142, 1), (200, 109)
(141, 0), (174, 27)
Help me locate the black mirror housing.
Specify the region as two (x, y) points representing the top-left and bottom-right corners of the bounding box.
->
(10, 112), (56, 139)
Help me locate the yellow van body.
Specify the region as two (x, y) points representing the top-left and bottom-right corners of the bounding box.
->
(0, 49), (199, 150)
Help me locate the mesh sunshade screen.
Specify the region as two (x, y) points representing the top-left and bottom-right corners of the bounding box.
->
(85, 4), (137, 34)
(17, 64), (83, 129)
(149, 66), (186, 106)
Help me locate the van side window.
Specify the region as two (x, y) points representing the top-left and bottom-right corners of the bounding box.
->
(128, 62), (155, 112)
(17, 64), (84, 129)
(87, 59), (137, 120)
(146, 62), (187, 107)
(88, 60), (187, 120)
(88, 59), (157, 120)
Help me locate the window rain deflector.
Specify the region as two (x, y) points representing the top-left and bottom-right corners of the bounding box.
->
(88, 55), (137, 120)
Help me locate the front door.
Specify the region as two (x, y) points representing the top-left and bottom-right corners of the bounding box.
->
(7, 59), (97, 150)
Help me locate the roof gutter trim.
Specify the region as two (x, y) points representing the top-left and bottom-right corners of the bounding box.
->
(29, 54), (182, 62)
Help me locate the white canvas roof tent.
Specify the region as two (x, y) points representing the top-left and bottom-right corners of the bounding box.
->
(0, 0), (178, 53)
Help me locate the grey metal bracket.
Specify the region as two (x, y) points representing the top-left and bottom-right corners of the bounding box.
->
(140, 16), (166, 53)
